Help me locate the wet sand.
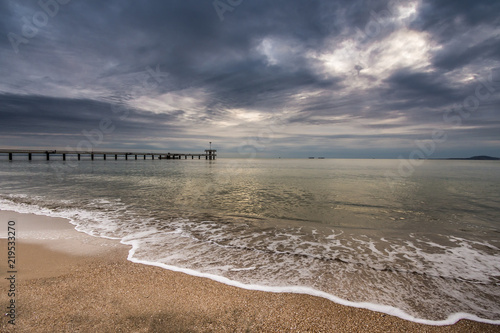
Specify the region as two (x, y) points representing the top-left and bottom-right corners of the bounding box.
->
(0, 210), (499, 332)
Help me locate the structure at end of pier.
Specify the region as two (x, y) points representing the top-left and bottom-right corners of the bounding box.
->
(205, 149), (217, 160)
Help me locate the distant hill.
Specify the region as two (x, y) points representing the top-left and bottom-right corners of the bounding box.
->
(447, 155), (500, 160)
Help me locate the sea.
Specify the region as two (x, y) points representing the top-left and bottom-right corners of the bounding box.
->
(0, 157), (499, 324)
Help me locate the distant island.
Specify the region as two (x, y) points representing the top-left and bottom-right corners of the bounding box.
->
(446, 155), (500, 160)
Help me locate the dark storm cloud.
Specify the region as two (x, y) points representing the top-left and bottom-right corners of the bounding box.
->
(0, 93), (184, 148)
(202, 64), (341, 111)
(432, 36), (500, 71)
(381, 68), (460, 109)
(1, 0), (499, 156)
(412, 0), (500, 38)
(412, 0), (500, 72)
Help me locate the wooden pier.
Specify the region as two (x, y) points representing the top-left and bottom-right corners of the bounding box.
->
(0, 149), (217, 161)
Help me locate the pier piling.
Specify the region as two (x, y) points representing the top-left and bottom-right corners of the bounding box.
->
(1, 149), (216, 162)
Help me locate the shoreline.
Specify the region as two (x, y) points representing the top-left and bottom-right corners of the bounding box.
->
(1, 210), (499, 332)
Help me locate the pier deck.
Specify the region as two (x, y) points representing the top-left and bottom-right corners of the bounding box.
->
(0, 149), (217, 161)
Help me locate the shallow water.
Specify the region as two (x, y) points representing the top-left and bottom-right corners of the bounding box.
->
(0, 157), (499, 323)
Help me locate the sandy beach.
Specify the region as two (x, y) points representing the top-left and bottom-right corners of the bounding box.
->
(0, 210), (499, 332)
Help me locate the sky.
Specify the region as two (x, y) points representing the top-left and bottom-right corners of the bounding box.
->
(1, 0), (499, 158)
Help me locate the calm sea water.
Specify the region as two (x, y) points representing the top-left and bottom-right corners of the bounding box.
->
(0, 157), (499, 323)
